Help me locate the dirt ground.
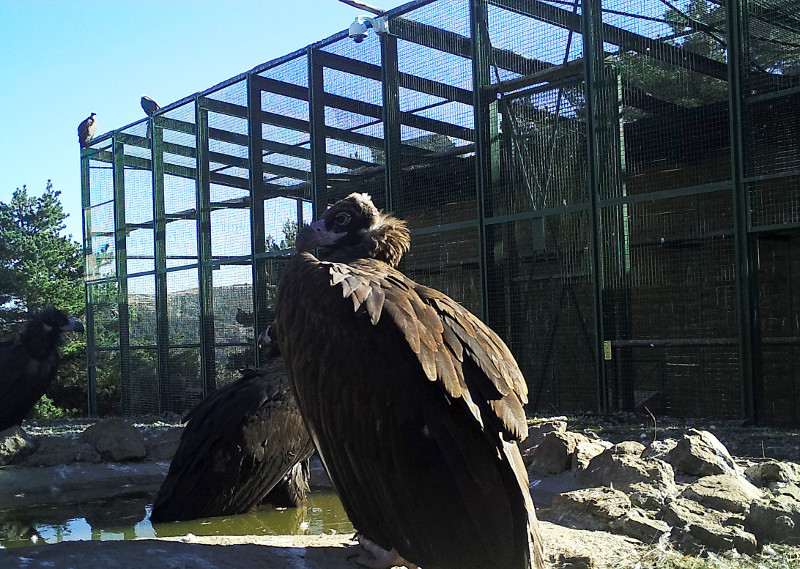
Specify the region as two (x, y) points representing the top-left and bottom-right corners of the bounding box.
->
(3, 414), (799, 569)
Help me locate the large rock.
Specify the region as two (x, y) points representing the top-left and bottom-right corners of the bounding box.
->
(143, 427), (183, 461)
(745, 494), (800, 545)
(82, 419), (147, 462)
(577, 446), (676, 494)
(0, 426), (36, 466)
(665, 498), (758, 554)
(572, 437), (610, 471)
(681, 474), (763, 514)
(17, 435), (101, 467)
(745, 460), (800, 486)
(613, 441), (646, 456)
(520, 419), (567, 454)
(641, 438), (678, 461)
(668, 429), (739, 477)
(549, 487), (631, 531)
(609, 507), (672, 543)
(528, 431), (598, 476)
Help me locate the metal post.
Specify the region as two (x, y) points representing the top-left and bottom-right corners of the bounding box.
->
(80, 151), (98, 418)
(581, 0), (608, 414)
(248, 74), (269, 364)
(470, 0), (498, 323)
(381, 29), (401, 213)
(196, 97), (217, 395)
(112, 137), (131, 415)
(308, 47), (328, 219)
(727, 0), (760, 423)
(152, 118), (168, 414)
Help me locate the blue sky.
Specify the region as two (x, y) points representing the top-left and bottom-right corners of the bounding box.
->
(0, 0), (405, 243)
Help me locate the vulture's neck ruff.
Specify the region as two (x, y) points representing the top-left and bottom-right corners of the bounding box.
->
(296, 193), (410, 266)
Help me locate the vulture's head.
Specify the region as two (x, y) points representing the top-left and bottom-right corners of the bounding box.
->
(257, 324), (280, 356)
(141, 95), (160, 116)
(38, 307), (84, 336)
(295, 193), (410, 267)
(23, 307), (84, 357)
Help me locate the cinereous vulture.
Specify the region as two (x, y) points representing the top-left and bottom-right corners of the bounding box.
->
(77, 112), (97, 148)
(140, 95), (160, 116)
(275, 193), (544, 569)
(149, 326), (315, 523)
(0, 307), (84, 431)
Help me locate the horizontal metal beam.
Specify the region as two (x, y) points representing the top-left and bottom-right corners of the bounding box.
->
(255, 74), (473, 141)
(493, 0), (728, 80)
(391, 17), (548, 77)
(315, 50), (474, 105)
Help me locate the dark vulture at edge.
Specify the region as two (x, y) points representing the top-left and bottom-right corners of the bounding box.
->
(275, 193), (545, 569)
(149, 327), (315, 523)
(0, 307), (84, 431)
(78, 113), (97, 148)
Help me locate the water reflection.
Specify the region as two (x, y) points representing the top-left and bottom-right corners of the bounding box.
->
(0, 491), (353, 549)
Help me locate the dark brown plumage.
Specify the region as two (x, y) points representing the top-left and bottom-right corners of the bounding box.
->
(276, 193), (544, 569)
(140, 95), (160, 116)
(77, 113), (97, 148)
(0, 307), (84, 431)
(149, 329), (314, 523)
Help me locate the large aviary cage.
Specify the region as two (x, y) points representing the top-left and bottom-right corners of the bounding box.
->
(81, 0), (800, 424)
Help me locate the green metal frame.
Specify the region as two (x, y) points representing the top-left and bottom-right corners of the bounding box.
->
(78, 0), (800, 424)
(152, 116), (168, 413)
(112, 137), (132, 414)
(195, 97), (216, 396)
(727, 0), (760, 422)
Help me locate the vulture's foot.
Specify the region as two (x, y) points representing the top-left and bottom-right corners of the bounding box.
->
(354, 535), (419, 569)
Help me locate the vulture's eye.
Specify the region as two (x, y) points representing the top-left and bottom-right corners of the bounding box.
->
(334, 212), (351, 227)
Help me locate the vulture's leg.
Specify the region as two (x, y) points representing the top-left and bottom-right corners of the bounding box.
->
(354, 535), (420, 569)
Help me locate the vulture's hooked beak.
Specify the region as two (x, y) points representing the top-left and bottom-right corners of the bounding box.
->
(62, 318), (85, 334)
(295, 220), (345, 253)
(257, 328), (272, 346)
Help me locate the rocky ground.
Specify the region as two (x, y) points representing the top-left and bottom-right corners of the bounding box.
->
(0, 414), (798, 568)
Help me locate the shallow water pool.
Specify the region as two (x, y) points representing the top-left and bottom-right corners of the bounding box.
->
(0, 491), (354, 549)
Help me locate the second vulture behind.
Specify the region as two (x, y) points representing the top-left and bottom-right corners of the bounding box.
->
(149, 327), (315, 523)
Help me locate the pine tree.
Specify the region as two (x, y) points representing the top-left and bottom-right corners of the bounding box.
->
(0, 180), (87, 416)
(0, 180), (83, 331)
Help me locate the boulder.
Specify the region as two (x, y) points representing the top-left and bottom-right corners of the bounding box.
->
(81, 419), (147, 462)
(668, 429), (739, 477)
(550, 487), (631, 531)
(613, 441), (646, 456)
(520, 419), (567, 453)
(143, 427), (183, 461)
(528, 431), (587, 476)
(609, 507), (672, 543)
(628, 481), (678, 511)
(0, 426), (36, 466)
(681, 474), (763, 514)
(665, 498), (758, 554)
(745, 460), (800, 486)
(572, 437), (610, 471)
(17, 436), (101, 467)
(577, 446), (676, 494)
(641, 438), (678, 461)
(746, 494), (800, 545)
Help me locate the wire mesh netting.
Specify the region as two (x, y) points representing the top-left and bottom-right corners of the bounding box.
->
(81, 0), (800, 424)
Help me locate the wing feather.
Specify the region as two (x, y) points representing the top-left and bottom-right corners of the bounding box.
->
(325, 259), (528, 440)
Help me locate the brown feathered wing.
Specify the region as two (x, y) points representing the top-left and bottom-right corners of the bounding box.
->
(149, 356), (314, 523)
(276, 253), (544, 569)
